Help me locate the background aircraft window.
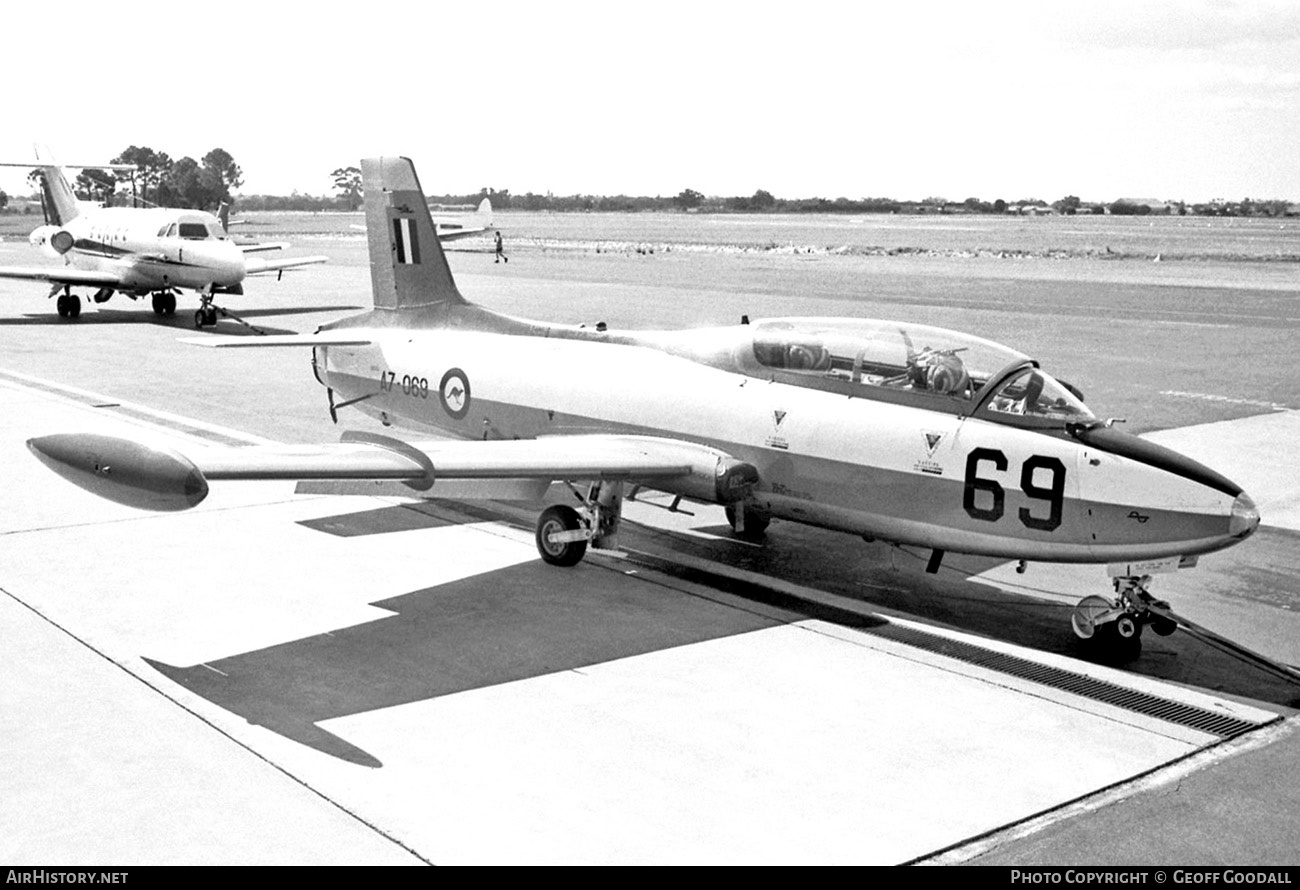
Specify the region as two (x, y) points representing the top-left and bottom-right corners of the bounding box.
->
(178, 223), (210, 240)
(157, 225), (170, 237)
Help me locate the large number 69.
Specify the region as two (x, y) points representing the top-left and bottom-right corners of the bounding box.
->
(963, 447), (1066, 532)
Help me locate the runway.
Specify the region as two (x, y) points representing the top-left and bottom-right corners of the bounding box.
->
(1, 235), (1297, 864)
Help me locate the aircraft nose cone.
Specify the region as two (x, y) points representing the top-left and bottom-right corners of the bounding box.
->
(1229, 492), (1261, 538)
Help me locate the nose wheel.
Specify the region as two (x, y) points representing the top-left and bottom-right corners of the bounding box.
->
(1071, 575), (1177, 663)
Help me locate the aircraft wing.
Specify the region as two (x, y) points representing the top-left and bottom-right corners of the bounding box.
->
(27, 431), (758, 512)
(435, 225), (490, 242)
(179, 332), (375, 347)
(238, 242), (291, 254)
(243, 255), (329, 275)
(0, 266), (126, 288)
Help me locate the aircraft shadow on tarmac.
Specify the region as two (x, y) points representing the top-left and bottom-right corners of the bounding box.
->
(145, 501), (1300, 766)
(144, 557), (807, 767)
(0, 305), (362, 330)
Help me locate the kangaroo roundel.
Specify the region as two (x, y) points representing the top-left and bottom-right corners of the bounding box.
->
(439, 368), (471, 419)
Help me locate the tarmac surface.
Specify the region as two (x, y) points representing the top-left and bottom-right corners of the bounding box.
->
(1, 234), (1297, 864)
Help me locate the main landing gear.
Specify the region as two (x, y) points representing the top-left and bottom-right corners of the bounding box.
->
(534, 481), (625, 566)
(54, 291), (81, 319)
(151, 291), (177, 317)
(1070, 575), (1178, 663)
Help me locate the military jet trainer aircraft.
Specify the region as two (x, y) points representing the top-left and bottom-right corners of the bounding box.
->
(27, 156), (1261, 662)
(0, 159), (327, 327)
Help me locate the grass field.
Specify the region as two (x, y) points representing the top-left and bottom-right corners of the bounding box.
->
(4, 207), (1298, 262)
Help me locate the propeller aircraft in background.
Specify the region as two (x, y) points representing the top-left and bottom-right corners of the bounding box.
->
(0, 157), (327, 327)
(430, 197), (493, 241)
(27, 156), (1261, 662)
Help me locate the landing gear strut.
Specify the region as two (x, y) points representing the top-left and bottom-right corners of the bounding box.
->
(1071, 574), (1177, 663)
(534, 481), (625, 566)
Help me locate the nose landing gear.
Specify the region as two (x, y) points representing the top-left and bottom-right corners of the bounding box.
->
(1071, 574), (1177, 663)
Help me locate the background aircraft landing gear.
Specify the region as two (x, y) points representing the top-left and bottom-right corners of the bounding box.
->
(151, 292), (177, 317)
(194, 295), (219, 328)
(55, 293), (81, 319)
(1070, 575), (1175, 663)
(725, 502), (770, 540)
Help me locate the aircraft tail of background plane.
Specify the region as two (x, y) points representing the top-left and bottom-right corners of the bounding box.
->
(362, 156), (468, 311)
(34, 165), (80, 227)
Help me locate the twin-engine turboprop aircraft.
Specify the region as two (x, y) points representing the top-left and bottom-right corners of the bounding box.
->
(27, 156), (1261, 661)
(0, 160), (327, 327)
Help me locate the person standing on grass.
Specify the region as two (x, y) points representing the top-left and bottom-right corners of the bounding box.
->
(495, 230), (508, 263)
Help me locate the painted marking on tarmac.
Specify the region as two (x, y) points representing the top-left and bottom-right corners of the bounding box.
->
(0, 366), (276, 446)
(1161, 389), (1293, 412)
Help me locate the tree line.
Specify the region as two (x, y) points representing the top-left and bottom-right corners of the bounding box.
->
(6, 159), (1291, 219)
(24, 146), (245, 212)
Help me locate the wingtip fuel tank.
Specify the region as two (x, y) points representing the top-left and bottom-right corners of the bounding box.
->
(27, 434), (209, 512)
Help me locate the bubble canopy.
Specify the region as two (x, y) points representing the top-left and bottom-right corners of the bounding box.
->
(724, 318), (1094, 427)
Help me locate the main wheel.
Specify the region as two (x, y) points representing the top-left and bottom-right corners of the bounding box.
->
(724, 504), (771, 539)
(535, 505), (587, 567)
(56, 295), (68, 318)
(66, 295), (81, 318)
(152, 293), (165, 315)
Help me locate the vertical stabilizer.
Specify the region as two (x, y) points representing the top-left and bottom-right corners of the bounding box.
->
(31, 145), (79, 226)
(362, 156), (467, 310)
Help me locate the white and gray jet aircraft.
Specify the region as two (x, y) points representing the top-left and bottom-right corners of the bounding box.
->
(0, 158), (327, 326)
(27, 156), (1262, 662)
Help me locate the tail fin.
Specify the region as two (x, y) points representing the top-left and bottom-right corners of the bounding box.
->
(362, 156), (467, 311)
(29, 145), (79, 226)
(217, 201), (231, 232)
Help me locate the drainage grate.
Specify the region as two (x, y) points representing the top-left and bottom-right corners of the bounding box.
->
(868, 621), (1269, 739)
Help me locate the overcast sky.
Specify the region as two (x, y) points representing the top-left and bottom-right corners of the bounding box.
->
(2, 0), (1297, 203)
